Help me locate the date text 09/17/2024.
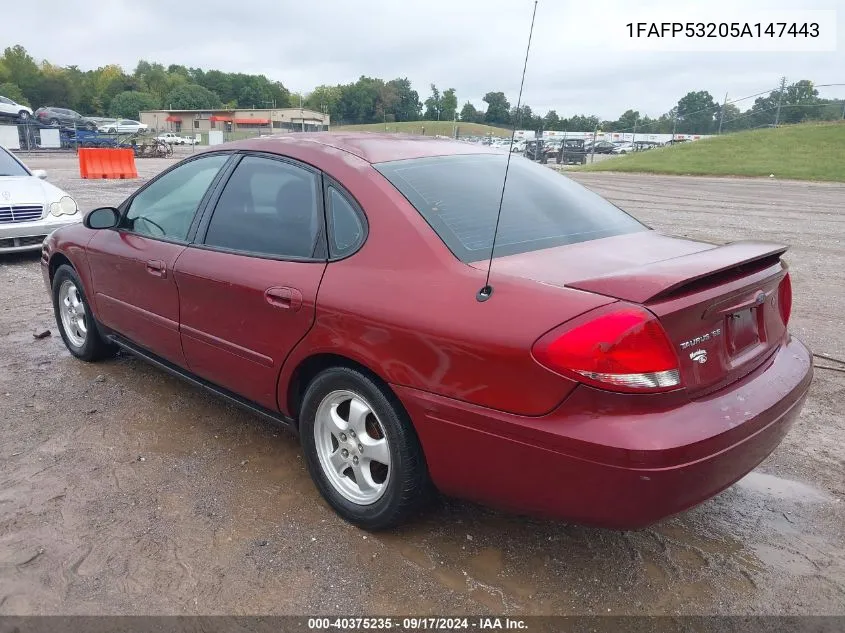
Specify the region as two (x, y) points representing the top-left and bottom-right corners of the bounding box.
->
(307, 617), (528, 630)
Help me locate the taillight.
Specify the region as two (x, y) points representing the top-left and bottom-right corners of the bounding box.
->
(532, 305), (682, 393)
(778, 273), (792, 326)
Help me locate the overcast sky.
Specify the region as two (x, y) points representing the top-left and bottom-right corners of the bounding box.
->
(3, 0), (842, 118)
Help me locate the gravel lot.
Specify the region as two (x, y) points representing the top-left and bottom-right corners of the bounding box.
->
(0, 153), (843, 616)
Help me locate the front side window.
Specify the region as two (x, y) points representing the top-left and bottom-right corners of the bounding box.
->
(203, 155), (321, 259)
(124, 154), (229, 240)
(375, 154), (646, 263)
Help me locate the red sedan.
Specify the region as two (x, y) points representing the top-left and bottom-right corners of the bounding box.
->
(41, 134), (813, 530)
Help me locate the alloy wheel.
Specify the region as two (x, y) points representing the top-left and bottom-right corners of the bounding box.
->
(313, 390), (391, 505)
(59, 280), (87, 347)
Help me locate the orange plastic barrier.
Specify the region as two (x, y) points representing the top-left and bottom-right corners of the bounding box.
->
(78, 148), (138, 179)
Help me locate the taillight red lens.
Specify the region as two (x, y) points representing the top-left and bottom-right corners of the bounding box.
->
(778, 273), (792, 326)
(532, 306), (682, 393)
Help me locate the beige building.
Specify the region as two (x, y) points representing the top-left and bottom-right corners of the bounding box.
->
(139, 107), (330, 134)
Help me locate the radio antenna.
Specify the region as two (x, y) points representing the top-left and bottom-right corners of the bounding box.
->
(476, 0), (538, 302)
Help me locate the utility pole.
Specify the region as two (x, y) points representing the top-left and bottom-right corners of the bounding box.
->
(671, 113), (677, 142)
(718, 92), (728, 134)
(632, 116), (638, 144)
(841, 100), (845, 120)
(774, 76), (787, 126)
(590, 122), (598, 163)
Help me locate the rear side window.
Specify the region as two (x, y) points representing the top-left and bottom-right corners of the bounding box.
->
(203, 155), (322, 259)
(326, 186), (365, 258)
(375, 154), (646, 262)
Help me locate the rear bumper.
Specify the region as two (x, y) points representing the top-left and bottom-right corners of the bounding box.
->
(396, 336), (812, 528)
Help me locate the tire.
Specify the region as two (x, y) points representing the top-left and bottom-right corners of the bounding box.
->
(108, 127), (116, 133)
(52, 265), (116, 362)
(50, 118), (60, 127)
(299, 366), (431, 530)
(18, 111), (29, 121)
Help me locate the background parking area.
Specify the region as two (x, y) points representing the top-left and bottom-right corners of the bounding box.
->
(1, 155), (843, 615)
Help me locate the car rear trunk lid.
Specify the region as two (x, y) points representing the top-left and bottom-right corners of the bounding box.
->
(485, 233), (790, 396)
(567, 240), (789, 395)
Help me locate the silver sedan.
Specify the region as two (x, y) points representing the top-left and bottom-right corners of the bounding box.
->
(0, 147), (82, 253)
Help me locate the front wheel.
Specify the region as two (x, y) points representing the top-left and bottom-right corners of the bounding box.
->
(52, 265), (116, 362)
(299, 367), (431, 530)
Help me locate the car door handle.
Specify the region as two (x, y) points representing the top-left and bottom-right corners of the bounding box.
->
(146, 259), (166, 278)
(265, 286), (303, 311)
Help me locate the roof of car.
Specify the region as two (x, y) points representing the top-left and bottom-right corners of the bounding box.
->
(230, 132), (500, 164)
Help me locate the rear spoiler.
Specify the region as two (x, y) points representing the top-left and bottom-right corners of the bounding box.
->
(565, 241), (788, 303)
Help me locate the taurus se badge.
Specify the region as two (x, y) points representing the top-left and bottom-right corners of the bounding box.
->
(690, 349), (708, 364)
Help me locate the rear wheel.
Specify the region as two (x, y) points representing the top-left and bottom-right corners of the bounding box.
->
(18, 110), (29, 121)
(299, 367), (431, 530)
(52, 265), (116, 362)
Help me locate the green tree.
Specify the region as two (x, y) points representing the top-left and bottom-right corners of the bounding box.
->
(460, 101), (480, 122)
(676, 91), (717, 134)
(305, 84), (342, 119)
(109, 91), (159, 119)
(440, 88), (457, 121)
(782, 80), (820, 123)
(164, 84), (222, 110)
(336, 76), (382, 124)
(0, 82), (28, 106)
(386, 78), (421, 121)
(424, 84), (441, 120)
(543, 110), (561, 130)
(482, 92), (510, 124)
(715, 102), (743, 132)
(1, 45), (39, 98)
(510, 104), (534, 128)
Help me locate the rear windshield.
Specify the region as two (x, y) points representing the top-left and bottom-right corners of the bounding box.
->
(375, 154), (646, 263)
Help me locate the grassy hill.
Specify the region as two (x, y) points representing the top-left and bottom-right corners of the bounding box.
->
(578, 122), (845, 182)
(334, 120), (511, 138)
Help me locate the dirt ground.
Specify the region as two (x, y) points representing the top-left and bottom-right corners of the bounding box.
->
(0, 153), (843, 616)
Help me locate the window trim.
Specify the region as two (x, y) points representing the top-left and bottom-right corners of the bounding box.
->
(115, 151), (236, 245)
(322, 176), (369, 261)
(191, 150), (328, 264)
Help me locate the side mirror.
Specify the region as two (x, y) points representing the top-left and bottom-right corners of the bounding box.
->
(84, 207), (121, 230)
(32, 169), (47, 180)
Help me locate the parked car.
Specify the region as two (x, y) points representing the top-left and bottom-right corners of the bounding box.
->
(99, 119), (149, 134)
(633, 140), (661, 151)
(34, 107), (98, 131)
(664, 138), (691, 146)
(611, 142), (634, 154)
(40, 134), (811, 530)
(555, 138), (587, 165)
(156, 132), (198, 145)
(0, 95), (33, 122)
(584, 140), (616, 154)
(0, 146), (81, 252)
